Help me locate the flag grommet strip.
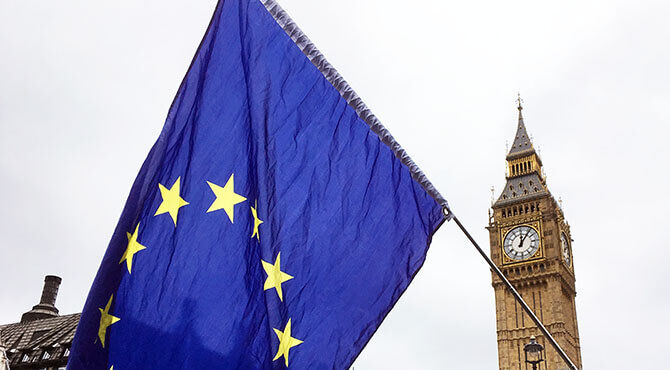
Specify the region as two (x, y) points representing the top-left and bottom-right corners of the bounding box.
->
(261, 0), (451, 220)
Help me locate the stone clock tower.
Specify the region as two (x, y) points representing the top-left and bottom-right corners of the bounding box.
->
(487, 102), (582, 369)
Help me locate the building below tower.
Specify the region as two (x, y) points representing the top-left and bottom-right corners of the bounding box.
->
(0, 276), (79, 370)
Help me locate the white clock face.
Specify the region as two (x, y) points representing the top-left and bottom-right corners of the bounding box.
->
(561, 232), (571, 266)
(503, 226), (540, 261)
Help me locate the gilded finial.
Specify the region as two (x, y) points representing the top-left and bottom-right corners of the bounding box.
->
(516, 92), (523, 111)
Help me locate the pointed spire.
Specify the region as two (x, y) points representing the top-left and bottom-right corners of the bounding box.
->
(507, 94), (534, 159)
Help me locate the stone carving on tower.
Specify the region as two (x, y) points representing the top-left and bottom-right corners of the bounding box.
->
(487, 99), (582, 369)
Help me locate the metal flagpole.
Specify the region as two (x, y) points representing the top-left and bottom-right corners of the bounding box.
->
(446, 210), (578, 370)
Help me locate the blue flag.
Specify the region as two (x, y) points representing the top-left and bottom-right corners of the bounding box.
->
(69, 0), (448, 368)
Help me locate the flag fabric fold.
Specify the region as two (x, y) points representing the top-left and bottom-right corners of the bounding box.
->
(69, 0), (447, 368)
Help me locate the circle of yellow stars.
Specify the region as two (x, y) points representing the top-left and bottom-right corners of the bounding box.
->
(97, 172), (304, 366)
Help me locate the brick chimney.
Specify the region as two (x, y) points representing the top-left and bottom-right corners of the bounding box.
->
(21, 275), (61, 323)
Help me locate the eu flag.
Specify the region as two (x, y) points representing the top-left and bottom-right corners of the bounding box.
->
(69, 0), (448, 368)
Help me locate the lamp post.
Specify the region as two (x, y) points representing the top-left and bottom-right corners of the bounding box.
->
(524, 336), (545, 370)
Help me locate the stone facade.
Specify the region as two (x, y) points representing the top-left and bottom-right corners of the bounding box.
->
(487, 104), (582, 369)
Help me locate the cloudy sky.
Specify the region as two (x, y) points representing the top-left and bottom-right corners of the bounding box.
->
(1, 0), (669, 368)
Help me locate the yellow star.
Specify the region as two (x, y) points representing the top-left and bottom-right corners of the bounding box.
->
(250, 200), (264, 241)
(98, 295), (120, 348)
(273, 318), (303, 367)
(206, 174), (247, 223)
(154, 176), (189, 226)
(119, 223), (146, 274)
(261, 253), (293, 301)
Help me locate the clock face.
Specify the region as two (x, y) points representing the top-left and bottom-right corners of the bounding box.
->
(503, 226), (540, 261)
(561, 232), (571, 266)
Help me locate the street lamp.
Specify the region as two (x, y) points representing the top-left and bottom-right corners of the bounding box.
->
(524, 336), (544, 370)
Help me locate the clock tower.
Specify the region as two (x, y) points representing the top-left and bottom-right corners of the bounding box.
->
(487, 101), (582, 369)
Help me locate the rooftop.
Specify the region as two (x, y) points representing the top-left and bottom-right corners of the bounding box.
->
(0, 276), (79, 369)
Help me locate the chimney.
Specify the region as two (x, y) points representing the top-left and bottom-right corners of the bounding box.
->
(21, 275), (61, 323)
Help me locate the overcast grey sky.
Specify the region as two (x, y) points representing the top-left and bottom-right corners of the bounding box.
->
(1, 0), (669, 368)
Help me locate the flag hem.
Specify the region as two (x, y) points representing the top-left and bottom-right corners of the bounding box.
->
(260, 0), (452, 220)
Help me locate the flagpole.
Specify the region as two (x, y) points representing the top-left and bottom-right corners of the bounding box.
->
(447, 210), (578, 370)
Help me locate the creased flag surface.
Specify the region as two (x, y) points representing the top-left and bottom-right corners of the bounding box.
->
(68, 0), (447, 368)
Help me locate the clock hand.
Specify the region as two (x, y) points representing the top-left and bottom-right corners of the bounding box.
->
(519, 230), (528, 247)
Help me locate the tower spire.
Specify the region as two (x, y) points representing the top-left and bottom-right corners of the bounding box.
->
(507, 94), (534, 159)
